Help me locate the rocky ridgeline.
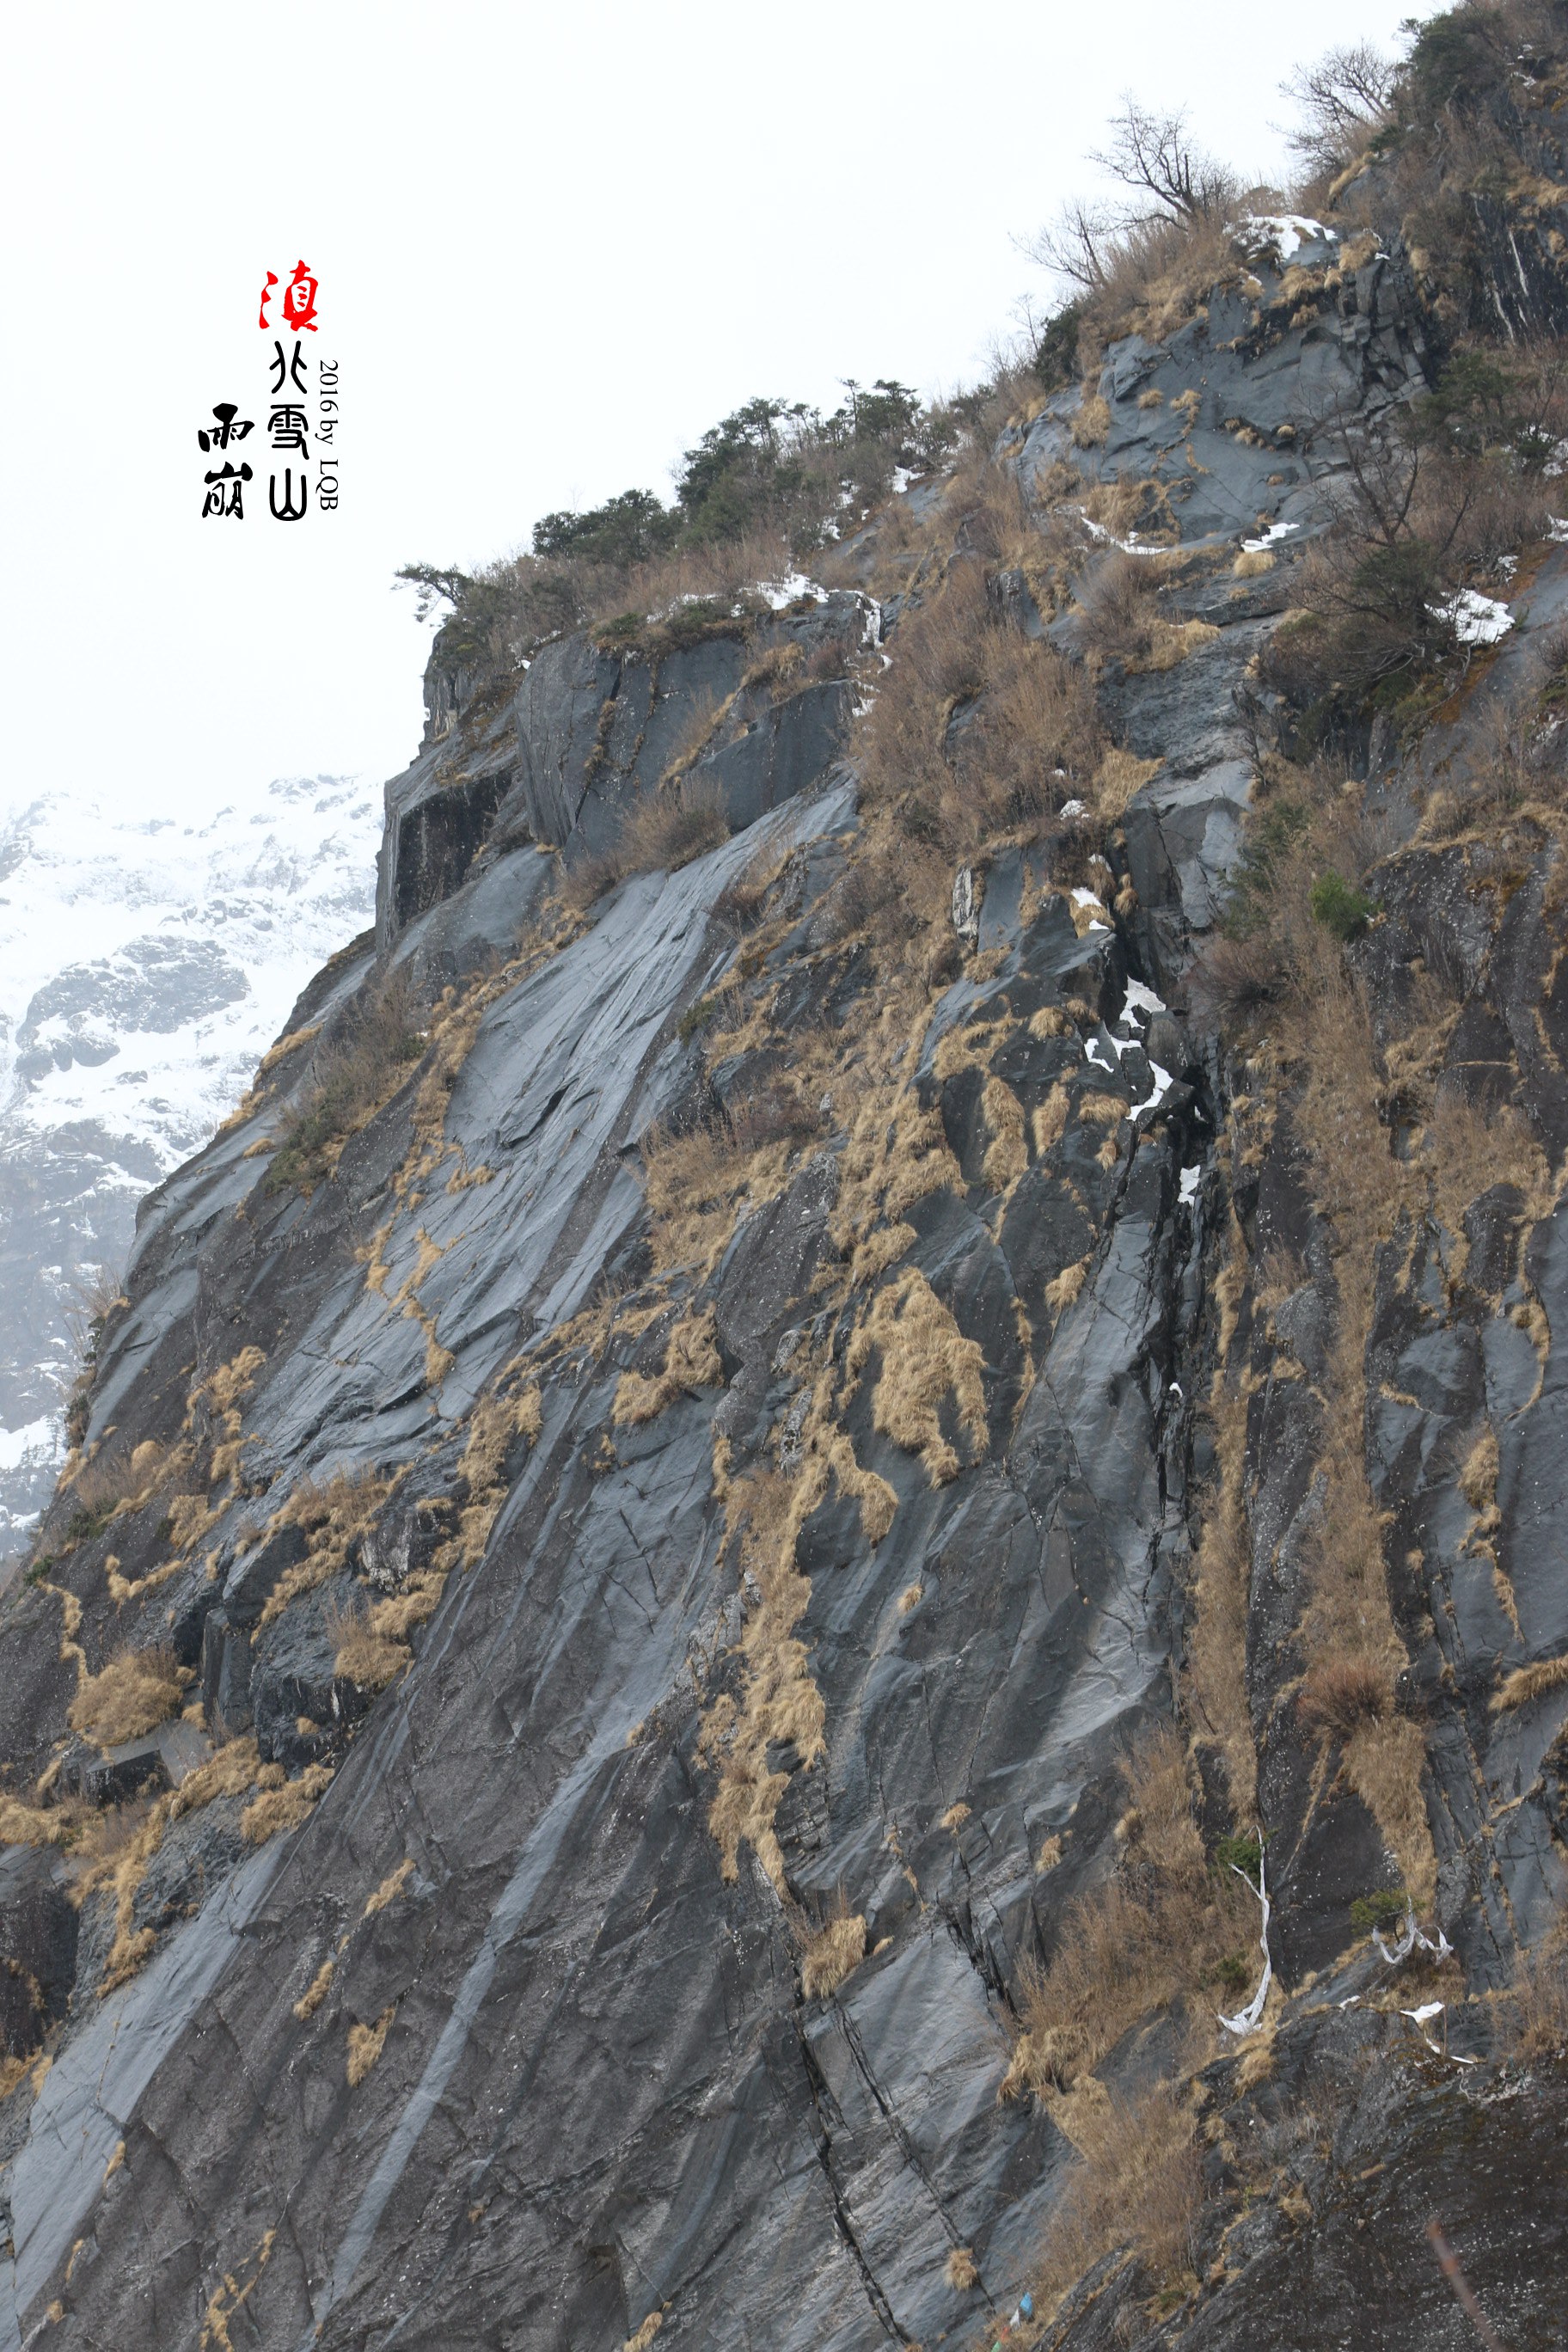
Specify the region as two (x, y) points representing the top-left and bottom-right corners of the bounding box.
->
(4, 77), (1568, 2352)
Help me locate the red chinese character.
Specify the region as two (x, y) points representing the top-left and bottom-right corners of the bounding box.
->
(281, 260), (320, 332)
(258, 269), (279, 328)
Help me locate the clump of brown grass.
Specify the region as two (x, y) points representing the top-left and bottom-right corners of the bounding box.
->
(55, 1432), (169, 1535)
(1183, 1389), (1258, 1818)
(1424, 1096), (1552, 1237)
(1186, 932), (1286, 1029)
(240, 1762), (333, 1845)
(943, 2245), (979, 2292)
(1080, 209), (1245, 349)
(658, 688), (726, 784)
(1511, 1915), (1568, 2058)
(1092, 745), (1162, 818)
(1342, 1716), (1435, 1907)
(621, 775), (732, 872)
(266, 969), (426, 1195)
(346, 2002), (396, 2087)
(1076, 551), (1166, 663)
(640, 1114), (798, 1277)
(702, 1486), (824, 1889)
(798, 1893), (867, 2000)
(428, 1381), (542, 1577)
(981, 1075), (1029, 1190)
(1044, 1257), (1091, 1316)
(1004, 1728), (1246, 2095)
(1492, 1654), (1568, 1713)
(364, 1856), (414, 1915)
(259, 1467), (393, 1626)
(67, 1735), (325, 1993)
(328, 1599), (413, 1694)
(853, 561), (1103, 859)
(701, 1420), (893, 1889)
(293, 1957), (335, 2021)
(613, 1308), (723, 1426)
(68, 1645), (183, 1748)
(0, 1793), (73, 1847)
(1297, 1652), (1391, 1738)
(560, 778), (732, 914)
(846, 1267), (987, 1485)
(1030, 2079), (1202, 2318)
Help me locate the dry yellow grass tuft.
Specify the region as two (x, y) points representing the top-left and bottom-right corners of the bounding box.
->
(613, 1308), (723, 1426)
(1071, 394), (1111, 448)
(1297, 1651), (1391, 1737)
(241, 1762), (333, 1846)
(897, 1582), (923, 1614)
(1184, 1390), (1258, 1818)
(329, 1505), (469, 1691)
(1044, 1258), (1091, 1316)
(346, 2003), (396, 2087)
(1460, 1427), (1499, 1514)
(1003, 1729), (1245, 2095)
(1492, 1653), (1568, 1712)
(847, 1268), (986, 1485)
(831, 1081), (961, 1278)
(331, 1606), (417, 1694)
(364, 1857), (414, 1915)
(944, 2246), (979, 2291)
(68, 1645), (183, 1748)
(432, 1381), (542, 1574)
(640, 1116), (797, 1276)
(1030, 2079), (1200, 2318)
(1343, 1716), (1435, 1907)
(940, 1802), (971, 1833)
(981, 1076), (1029, 1191)
(702, 1469), (827, 1889)
(292, 1958), (335, 2021)
(1512, 1915), (1568, 2056)
(1093, 746), (1163, 817)
(623, 2313), (665, 2352)
(68, 1735), (319, 1993)
(700, 1363), (900, 1889)
(799, 1902), (867, 2000)
(199, 1345), (266, 1485)
(165, 1491), (224, 1556)
(1032, 1081), (1070, 1155)
(0, 1794), (71, 1847)
(258, 1467), (394, 1626)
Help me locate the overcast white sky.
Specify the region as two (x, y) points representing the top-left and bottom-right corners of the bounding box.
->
(1, 0), (1430, 830)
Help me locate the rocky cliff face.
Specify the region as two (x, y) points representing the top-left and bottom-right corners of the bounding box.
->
(4, 52), (1568, 2352)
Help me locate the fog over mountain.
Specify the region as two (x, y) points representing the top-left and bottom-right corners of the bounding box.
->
(0, 777), (379, 1552)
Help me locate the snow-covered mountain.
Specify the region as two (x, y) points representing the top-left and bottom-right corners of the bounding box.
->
(0, 775), (381, 1551)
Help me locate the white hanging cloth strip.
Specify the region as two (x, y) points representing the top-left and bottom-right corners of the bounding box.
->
(1218, 1848), (1272, 2037)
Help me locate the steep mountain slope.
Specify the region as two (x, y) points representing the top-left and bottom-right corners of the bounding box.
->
(3, 12), (1568, 2349)
(0, 779), (379, 1553)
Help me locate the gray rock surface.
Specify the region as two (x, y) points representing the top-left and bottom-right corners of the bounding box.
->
(3, 193), (1568, 2352)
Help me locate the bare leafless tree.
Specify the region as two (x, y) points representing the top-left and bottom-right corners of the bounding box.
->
(1281, 42), (1397, 178)
(1026, 96), (1235, 297)
(1027, 197), (1123, 293)
(1088, 97), (1236, 227)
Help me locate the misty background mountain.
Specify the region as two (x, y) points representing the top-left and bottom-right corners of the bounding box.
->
(0, 777), (380, 1554)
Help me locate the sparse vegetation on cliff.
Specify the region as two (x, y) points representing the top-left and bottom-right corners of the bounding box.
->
(9, 10), (1568, 2348)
